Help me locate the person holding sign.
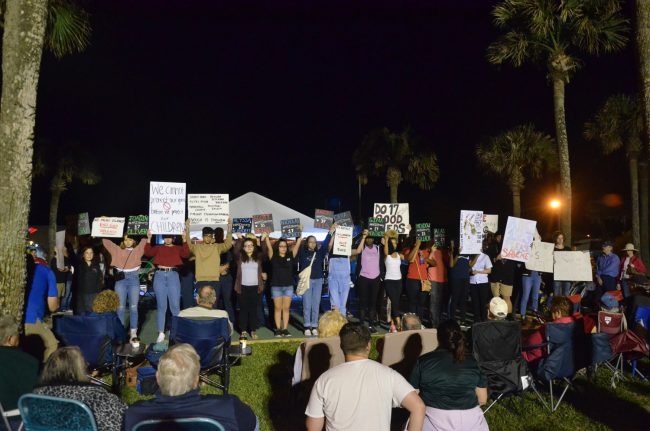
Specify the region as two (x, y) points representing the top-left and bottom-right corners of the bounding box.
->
(403, 239), (436, 322)
(448, 243), (476, 325)
(102, 235), (148, 340)
(355, 229), (385, 333)
(384, 230), (405, 331)
(265, 229), (303, 337)
(214, 227), (235, 322)
(552, 231), (572, 297)
(144, 231), (190, 344)
(327, 227), (361, 317)
(298, 225), (336, 336)
(233, 233), (268, 339)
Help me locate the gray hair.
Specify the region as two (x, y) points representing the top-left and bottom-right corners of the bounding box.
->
(402, 313), (422, 331)
(157, 343), (200, 396)
(197, 285), (217, 306)
(0, 315), (19, 344)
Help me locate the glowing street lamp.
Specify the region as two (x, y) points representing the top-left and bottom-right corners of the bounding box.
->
(549, 199), (561, 209)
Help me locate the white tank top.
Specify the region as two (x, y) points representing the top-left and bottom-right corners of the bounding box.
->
(385, 254), (402, 280)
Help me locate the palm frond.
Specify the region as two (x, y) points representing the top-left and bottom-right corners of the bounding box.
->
(584, 94), (642, 156)
(47, 0), (91, 59)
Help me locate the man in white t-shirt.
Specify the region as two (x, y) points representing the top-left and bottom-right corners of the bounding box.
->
(178, 285), (233, 335)
(305, 323), (425, 431)
(469, 252), (493, 323)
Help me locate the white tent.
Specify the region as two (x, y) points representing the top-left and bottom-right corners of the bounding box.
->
(190, 192), (329, 240)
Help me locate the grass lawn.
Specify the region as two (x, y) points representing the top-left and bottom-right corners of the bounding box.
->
(121, 339), (650, 431)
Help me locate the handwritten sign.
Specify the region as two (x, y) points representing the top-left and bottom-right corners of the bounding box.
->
(91, 217), (125, 238)
(416, 223), (431, 242)
(314, 209), (334, 229)
(433, 228), (447, 247)
(252, 214), (274, 234)
(525, 240), (554, 273)
(483, 214), (498, 233)
(373, 203), (409, 234)
(187, 194), (229, 225)
(333, 211), (353, 227)
(233, 218), (252, 234)
(554, 251), (592, 281)
(367, 217), (385, 237)
(333, 226), (353, 256)
(149, 181), (186, 234)
(127, 215), (149, 236)
(281, 218), (301, 238)
(501, 216), (537, 262)
(78, 212), (90, 236)
(460, 210), (483, 255)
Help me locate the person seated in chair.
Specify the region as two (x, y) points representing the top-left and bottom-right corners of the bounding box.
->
(401, 313), (423, 331)
(123, 344), (257, 431)
(523, 296), (574, 365)
(178, 284), (233, 336)
(33, 346), (126, 431)
(88, 290), (127, 343)
(487, 297), (508, 321)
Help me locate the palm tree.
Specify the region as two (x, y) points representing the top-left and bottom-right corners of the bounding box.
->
(476, 124), (556, 217)
(0, 0), (90, 320)
(353, 127), (439, 203)
(34, 142), (101, 257)
(487, 0), (629, 245)
(637, 0), (650, 262)
(585, 94), (643, 253)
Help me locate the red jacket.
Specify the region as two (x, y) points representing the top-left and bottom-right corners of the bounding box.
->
(618, 255), (647, 281)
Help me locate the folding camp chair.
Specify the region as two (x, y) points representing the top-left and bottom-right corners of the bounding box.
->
(593, 311), (627, 387)
(132, 417), (225, 431)
(18, 394), (97, 431)
(170, 317), (231, 394)
(472, 321), (544, 413)
(535, 322), (575, 412)
(1, 401), (22, 431)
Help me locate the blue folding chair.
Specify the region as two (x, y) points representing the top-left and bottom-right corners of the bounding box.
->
(17, 394), (97, 431)
(535, 322), (575, 412)
(170, 317), (231, 393)
(132, 418), (225, 431)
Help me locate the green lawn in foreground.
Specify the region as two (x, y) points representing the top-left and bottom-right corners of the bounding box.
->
(121, 339), (650, 431)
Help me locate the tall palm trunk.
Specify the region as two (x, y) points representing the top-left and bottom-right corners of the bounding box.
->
(510, 186), (522, 217)
(386, 167), (401, 203)
(637, 0), (650, 262)
(552, 77), (572, 245)
(0, 0), (48, 321)
(629, 155), (641, 250)
(48, 179), (64, 258)
(639, 161), (649, 262)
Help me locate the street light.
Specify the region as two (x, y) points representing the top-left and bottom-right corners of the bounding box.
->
(549, 198), (561, 230)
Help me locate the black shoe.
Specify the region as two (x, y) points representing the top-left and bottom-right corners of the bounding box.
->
(275, 329), (282, 338)
(283, 329), (292, 337)
(368, 325), (377, 334)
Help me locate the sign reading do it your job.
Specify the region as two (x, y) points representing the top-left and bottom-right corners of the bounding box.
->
(373, 203), (409, 234)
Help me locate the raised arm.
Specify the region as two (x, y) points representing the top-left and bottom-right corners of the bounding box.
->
(222, 217), (233, 251)
(144, 230), (158, 257)
(383, 232), (390, 256)
(264, 233), (273, 260)
(292, 226), (304, 257)
(184, 219), (195, 252)
(426, 245), (437, 267)
(351, 229), (368, 256)
(101, 238), (119, 255)
(328, 231), (335, 253)
(407, 240), (421, 262)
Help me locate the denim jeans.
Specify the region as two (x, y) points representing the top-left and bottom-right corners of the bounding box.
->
(303, 278), (323, 328)
(553, 280), (572, 296)
(620, 278), (632, 299)
(61, 278), (73, 311)
(115, 271), (140, 330)
(520, 272), (541, 317)
(328, 258), (351, 316)
(153, 270), (181, 332)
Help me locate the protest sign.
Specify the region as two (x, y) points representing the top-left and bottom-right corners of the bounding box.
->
(187, 194), (229, 225)
(281, 218), (301, 238)
(554, 251), (592, 281)
(233, 218), (252, 234)
(333, 226), (353, 256)
(501, 216), (537, 262)
(459, 210), (483, 254)
(483, 214), (498, 233)
(314, 209), (334, 229)
(525, 241), (554, 273)
(333, 211), (353, 227)
(91, 217), (125, 238)
(78, 213), (90, 236)
(253, 214), (274, 234)
(373, 203), (409, 234)
(433, 228), (447, 247)
(149, 181), (186, 234)
(127, 215), (149, 236)
(416, 223), (431, 242)
(367, 217), (386, 237)
(55, 230), (66, 270)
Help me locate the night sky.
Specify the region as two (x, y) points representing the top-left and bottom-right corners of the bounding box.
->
(31, 0), (637, 239)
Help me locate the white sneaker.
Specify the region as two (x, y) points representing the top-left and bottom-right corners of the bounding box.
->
(304, 328), (312, 337)
(311, 328), (318, 336)
(130, 329), (138, 339)
(156, 332), (165, 343)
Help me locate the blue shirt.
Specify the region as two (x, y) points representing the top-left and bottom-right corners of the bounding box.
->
(25, 264), (57, 324)
(597, 253), (620, 278)
(298, 234), (331, 280)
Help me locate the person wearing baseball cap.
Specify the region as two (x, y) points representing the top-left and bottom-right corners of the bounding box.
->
(488, 297), (508, 321)
(600, 293), (620, 313)
(596, 240), (620, 297)
(618, 243), (647, 300)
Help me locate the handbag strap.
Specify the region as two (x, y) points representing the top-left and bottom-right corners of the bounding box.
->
(118, 247), (135, 270)
(415, 251), (425, 282)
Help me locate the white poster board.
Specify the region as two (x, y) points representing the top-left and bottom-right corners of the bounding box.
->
(554, 251), (592, 281)
(459, 210), (483, 254)
(78, 212), (90, 236)
(483, 214), (498, 233)
(187, 194), (229, 225)
(526, 241), (554, 273)
(55, 230), (66, 270)
(333, 226), (353, 256)
(149, 181), (186, 234)
(501, 216), (537, 262)
(373, 203), (409, 234)
(91, 217), (125, 238)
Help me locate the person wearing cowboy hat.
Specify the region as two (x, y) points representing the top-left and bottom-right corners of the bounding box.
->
(618, 243), (647, 299)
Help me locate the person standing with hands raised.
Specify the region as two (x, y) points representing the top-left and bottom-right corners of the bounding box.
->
(233, 232), (268, 339)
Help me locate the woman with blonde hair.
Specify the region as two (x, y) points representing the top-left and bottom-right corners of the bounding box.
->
(33, 346), (126, 431)
(89, 290), (126, 343)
